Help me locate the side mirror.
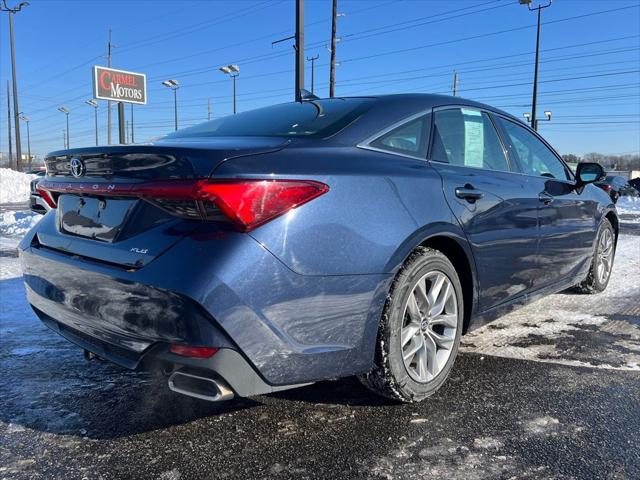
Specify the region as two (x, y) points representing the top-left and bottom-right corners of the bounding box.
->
(575, 162), (605, 185)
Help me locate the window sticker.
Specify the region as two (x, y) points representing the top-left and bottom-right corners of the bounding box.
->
(463, 114), (484, 168)
(461, 108), (482, 117)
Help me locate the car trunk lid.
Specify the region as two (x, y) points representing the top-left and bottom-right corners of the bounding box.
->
(37, 138), (288, 268)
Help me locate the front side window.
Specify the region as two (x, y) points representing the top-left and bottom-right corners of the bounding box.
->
(369, 115), (429, 157)
(430, 108), (509, 172)
(497, 117), (570, 180)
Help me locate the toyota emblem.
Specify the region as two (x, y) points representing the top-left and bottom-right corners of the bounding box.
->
(70, 157), (86, 178)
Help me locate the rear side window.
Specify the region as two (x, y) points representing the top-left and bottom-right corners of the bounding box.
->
(497, 117), (570, 180)
(430, 108), (509, 172)
(369, 115), (429, 157)
(165, 98), (374, 139)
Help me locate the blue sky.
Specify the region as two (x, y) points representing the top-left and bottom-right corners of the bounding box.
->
(1, 0), (639, 158)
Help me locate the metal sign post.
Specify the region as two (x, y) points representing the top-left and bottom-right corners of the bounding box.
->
(118, 103), (126, 144)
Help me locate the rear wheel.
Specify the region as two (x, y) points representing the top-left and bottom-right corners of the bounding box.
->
(359, 247), (463, 402)
(573, 219), (615, 294)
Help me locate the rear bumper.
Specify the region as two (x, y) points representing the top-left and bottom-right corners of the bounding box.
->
(33, 307), (297, 398)
(19, 221), (392, 390)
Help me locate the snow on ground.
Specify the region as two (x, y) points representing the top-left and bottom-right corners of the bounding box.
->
(616, 197), (640, 224)
(462, 234), (640, 371)
(617, 195), (640, 215)
(0, 211), (41, 242)
(0, 168), (36, 204)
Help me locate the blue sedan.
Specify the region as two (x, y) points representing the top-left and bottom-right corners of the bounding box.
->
(20, 94), (617, 403)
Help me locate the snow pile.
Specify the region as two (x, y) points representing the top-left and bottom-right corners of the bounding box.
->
(0, 210), (41, 238)
(617, 196), (640, 215)
(0, 168), (36, 204)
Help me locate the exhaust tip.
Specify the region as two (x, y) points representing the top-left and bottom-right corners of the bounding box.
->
(168, 370), (234, 402)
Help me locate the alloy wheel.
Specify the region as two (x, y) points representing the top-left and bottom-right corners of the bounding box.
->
(596, 228), (614, 284)
(400, 271), (458, 383)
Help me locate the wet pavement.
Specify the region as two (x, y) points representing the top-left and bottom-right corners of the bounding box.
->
(1, 216), (639, 479)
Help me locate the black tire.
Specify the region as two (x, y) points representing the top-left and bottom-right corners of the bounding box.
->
(359, 247), (464, 403)
(573, 218), (615, 294)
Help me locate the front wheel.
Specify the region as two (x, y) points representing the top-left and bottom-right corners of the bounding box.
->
(359, 247), (464, 402)
(573, 219), (615, 294)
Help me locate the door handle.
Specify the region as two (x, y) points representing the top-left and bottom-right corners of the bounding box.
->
(455, 185), (484, 202)
(538, 192), (554, 205)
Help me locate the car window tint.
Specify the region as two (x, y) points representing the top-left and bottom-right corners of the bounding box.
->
(369, 116), (429, 157)
(431, 108), (509, 172)
(497, 117), (570, 180)
(165, 98), (374, 139)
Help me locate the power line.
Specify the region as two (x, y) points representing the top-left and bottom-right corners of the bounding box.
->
(341, 4), (640, 66)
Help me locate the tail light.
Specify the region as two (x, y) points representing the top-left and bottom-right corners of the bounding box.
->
(37, 185), (57, 209)
(598, 184), (613, 192)
(37, 178), (329, 232)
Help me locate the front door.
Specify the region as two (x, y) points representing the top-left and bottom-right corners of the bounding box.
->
(429, 107), (540, 311)
(494, 115), (598, 289)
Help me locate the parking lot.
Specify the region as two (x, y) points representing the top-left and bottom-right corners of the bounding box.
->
(1, 210), (639, 480)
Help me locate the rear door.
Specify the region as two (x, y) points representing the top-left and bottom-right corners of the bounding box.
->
(429, 106), (540, 311)
(493, 116), (598, 288)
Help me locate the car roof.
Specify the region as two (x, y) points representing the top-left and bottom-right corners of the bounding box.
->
(317, 93), (526, 145)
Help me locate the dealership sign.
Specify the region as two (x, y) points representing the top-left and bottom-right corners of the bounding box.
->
(93, 66), (147, 105)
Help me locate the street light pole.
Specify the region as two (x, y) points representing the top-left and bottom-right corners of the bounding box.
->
(174, 88), (178, 129)
(2, 1), (29, 170)
(86, 100), (99, 146)
(523, 111), (552, 130)
(219, 65), (240, 114)
(58, 107), (69, 149)
(19, 113), (30, 166)
(521, 0), (552, 131)
(232, 74), (237, 114)
(162, 79), (179, 130)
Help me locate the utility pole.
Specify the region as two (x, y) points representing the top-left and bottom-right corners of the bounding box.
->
(2, 1), (29, 170)
(62, 130), (66, 150)
(295, 0), (304, 101)
(521, 0), (552, 131)
(452, 70), (458, 96)
(329, 0), (338, 97)
(130, 103), (134, 143)
(58, 107), (69, 149)
(306, 55), (319, 94)
(6, 80), (13, 169)
(107, 28), (113, 144)
(207, 98), (211, 121)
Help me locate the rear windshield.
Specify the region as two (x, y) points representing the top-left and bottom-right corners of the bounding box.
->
(165, 98), (374, 139)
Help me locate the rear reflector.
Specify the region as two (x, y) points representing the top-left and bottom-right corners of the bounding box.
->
(169, 345), (219, 359)
(37, 178), (329, 232)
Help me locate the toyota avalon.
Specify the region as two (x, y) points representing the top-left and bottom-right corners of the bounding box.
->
(19, 94), (617, 403)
